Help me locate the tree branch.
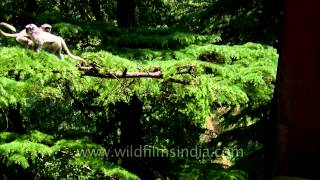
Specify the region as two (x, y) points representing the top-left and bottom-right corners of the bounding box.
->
(77, 65), (163, 79)
(77, 64), (197, 85)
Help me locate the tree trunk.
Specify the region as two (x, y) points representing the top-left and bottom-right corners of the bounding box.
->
(275, 0), (320, 178)
(7, 104), (24, 133)
(117, 0), (137, 27)
(89, 0), (104, 21)
(117, 95), (155, 179)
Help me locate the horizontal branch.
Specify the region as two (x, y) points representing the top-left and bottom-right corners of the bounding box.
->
(77, 65), (197, 85)
(78, 65), (163, 79)
(85, 71), (163, 78)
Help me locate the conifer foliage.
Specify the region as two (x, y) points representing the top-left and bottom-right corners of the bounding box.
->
(0, 39), (277, 179)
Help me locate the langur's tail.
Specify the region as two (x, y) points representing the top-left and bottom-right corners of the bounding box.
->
(60, 38), (87, 63)
(0, 22), (17, 32)
(0, 30), (19, 37)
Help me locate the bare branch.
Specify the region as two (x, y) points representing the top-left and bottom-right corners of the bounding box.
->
(78, 65), (163, 79)
(77, 65), (197, 85)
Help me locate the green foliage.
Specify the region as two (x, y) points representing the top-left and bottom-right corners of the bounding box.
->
(0, 132), (17, 143)
(65, 23), (221, 50)
(0, 35), (277, 178)
(0, 47), (79, 110)
(192, 0), (282, 45)
(0, 132), (139, 179)
(7, 154), (30, 169)
(0, 42), (277, 129)
(178, 163), (248, 180)
(52, 138), (104, 152)
(20, 130), (55, 144)
(0, 0), (281, 178)
(0, 139), (53, 168)
(71, 157), (140, 180)
(199, 51), (228, 64)
(46, 138), (140, 179)
(53, 22), (84, 37)
(106, 30), (221, 49)
(0, 0), (281, 46)
(0, 78), (26, 108)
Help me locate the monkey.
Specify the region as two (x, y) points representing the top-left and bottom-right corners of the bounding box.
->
(40, 24), (52, 33)
(0, 22), (52, 34)
(0, 22), (52, 48)
(25, 24), (87, 63)
(0, 23), (52, 48)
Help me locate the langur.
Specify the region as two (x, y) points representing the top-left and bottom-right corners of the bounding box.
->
(25, 24), (87, 63)
(40, 24), (52, 33)
(0, 22), (52, 48)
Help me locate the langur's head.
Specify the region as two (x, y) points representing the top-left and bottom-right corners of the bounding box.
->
(41, 24), (52, 32)
(25, 24), (38, 35)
